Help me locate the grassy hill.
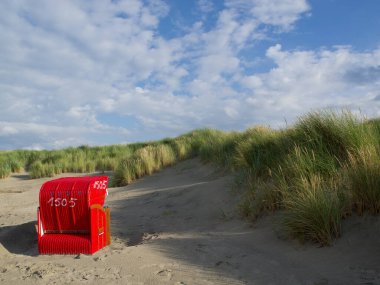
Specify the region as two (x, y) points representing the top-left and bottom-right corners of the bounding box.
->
(1, 110), (380, 245)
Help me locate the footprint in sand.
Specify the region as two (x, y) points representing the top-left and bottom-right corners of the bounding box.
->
(72, 267), (121, 282)
(155, 268), (173, 280)
(352, 266), (380, 284)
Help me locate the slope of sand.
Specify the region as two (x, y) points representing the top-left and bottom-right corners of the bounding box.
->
(0, 158), (380, 285)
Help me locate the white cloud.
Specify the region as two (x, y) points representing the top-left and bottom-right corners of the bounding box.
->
(0, 119), (130, 150)
(0, 0), (179, 148)
(241, 75), (263, 89)
(0, 125), (19, 136)
(242, 45), (380, 125)
(198, 0), (214, 14)
(251, 0), (310, 30)
(225, 0), (310, 30)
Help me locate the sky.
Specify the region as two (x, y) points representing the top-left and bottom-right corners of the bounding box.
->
(0, 0), (380, 150)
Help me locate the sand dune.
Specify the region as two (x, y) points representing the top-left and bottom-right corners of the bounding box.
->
(0, 159), (379, 284)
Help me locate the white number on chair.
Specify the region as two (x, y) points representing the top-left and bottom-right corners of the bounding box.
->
(93, 180), (107, 190)
(47, 197), (78, 208)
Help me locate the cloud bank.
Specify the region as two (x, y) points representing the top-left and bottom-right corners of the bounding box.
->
(0, 0), (379, 149)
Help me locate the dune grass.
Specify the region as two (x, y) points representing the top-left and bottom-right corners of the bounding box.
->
(112, 143), (178, 186)
(1, 110), (380, 245)
(345, 145), (380, 214)
(0, 152), (23, 178)
(231, 111), (380, 245)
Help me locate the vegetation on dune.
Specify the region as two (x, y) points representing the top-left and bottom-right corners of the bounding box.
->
(1, 110), (380, 245)
(190, 110), (380, 245)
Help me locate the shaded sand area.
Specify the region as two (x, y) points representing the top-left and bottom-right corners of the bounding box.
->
(0, 159), (380, 284)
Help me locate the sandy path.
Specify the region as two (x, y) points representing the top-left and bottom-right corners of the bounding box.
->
(0, 159), (380, 285)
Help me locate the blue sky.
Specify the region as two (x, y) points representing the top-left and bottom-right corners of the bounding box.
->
(0, 0), (379, 150)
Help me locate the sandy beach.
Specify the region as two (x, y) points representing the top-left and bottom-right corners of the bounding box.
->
(0, 158), (379, 285)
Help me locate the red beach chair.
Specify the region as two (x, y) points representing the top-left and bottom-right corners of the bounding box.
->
(37, 176), (111, 254)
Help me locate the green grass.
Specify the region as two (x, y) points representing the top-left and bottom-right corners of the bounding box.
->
(228, 110), (380, 245)
(345, 145), (380, 214)
(282, 174), (343, 245)
(111, 143), (180, 187)
(1, 109), (380, 245)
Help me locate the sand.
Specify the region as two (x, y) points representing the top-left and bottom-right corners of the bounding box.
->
(0, 158), (380, 285)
